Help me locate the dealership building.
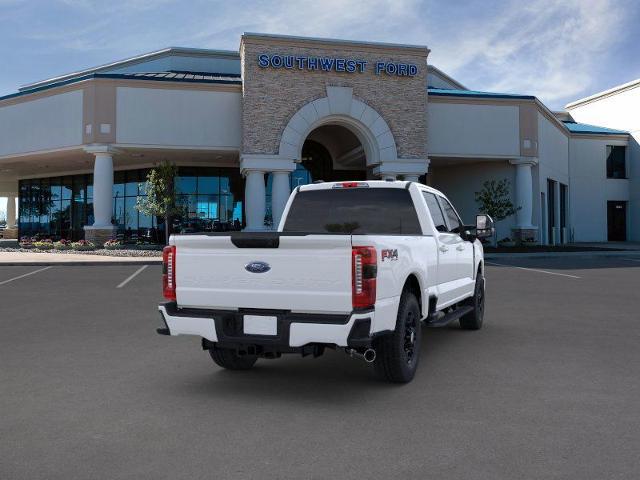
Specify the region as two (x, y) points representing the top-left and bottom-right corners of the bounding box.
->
(0, 33), (637, 244)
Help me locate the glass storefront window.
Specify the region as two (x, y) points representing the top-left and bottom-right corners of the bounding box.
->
(173, 167), (244, 234)
(175, 175), (197, 195)
(125, 197), (139, 232)
(198, 176), (219, 195)
(18, 166), (244, 241)
(113, 171), (125, 199)
(113, 197), (125, 231)
(62, 178), (72, 200)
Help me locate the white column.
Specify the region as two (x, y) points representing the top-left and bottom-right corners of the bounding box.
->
(244, 170), (266, 230)
(271, 171), (290, 229)
(511, 159), (536, 228)
(404, 174), (420, 182)
(6, 195), (17, 228)
(91, 152), (115, 227)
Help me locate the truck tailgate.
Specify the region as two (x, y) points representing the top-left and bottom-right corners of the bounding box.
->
(173, 234), (353, 313)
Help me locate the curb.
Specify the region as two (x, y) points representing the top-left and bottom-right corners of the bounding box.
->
(485, 251), (640, 259)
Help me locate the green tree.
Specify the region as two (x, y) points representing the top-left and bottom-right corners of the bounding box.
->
(474, 179), (519, 244)
(136, 161), (181, 244)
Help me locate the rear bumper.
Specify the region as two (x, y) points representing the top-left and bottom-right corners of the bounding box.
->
(157, 302), (379, 351)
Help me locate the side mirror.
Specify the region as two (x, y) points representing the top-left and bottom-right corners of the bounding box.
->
(475, 214), (495, 239)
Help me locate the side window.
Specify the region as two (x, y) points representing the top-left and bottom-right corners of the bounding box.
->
(422, 192), (448, 232)
(438, 196), (463, 233)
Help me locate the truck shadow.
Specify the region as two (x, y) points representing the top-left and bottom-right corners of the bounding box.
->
(172, 325), (471, 405)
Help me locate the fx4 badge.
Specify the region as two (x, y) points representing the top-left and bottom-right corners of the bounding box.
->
(381, 249), (398, 262)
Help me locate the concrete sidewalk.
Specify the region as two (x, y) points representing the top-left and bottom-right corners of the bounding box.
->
(0, 251), (161, 266)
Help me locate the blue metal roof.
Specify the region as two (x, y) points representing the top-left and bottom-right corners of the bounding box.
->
(0, 71), (242, 102)
(428, 87), (535, 100)
(562, 121), (628, 135)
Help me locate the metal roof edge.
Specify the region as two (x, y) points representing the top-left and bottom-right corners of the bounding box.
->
(427, 88), (535, 100)
(19, 46), (240, 92)
(565, 78), (640, 109)
(563, 121), (629, 136)
(2, 72), (242, 103)
(427, 65), (467, 90)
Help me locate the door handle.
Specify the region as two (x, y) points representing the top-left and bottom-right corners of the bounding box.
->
(439, 245), (449, 253)
(456, 245), (465, 251)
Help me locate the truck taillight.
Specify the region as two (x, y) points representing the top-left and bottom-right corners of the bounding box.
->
(162, 245), (176, 301)
(352, 246), (377, 309)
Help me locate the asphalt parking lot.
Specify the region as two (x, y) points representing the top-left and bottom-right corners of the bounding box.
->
(1, 256), (639, 479)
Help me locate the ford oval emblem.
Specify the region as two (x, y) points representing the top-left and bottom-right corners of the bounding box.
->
(245, 261), (271, 274)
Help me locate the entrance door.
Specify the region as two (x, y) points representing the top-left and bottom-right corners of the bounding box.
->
(607, 201), (627, 241)
(560, 184), (568, 243)
(540, 192), (547, 244)
(547, 179), (556, 244)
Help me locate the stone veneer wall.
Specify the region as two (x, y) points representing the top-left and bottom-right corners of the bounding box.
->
(240, 36), (429, 160)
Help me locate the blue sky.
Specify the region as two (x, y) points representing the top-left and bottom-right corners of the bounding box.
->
(1, 0), (639, 215)
(1, 0), (639, 109)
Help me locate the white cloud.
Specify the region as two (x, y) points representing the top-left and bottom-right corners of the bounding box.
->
(427, 0), (628, 107)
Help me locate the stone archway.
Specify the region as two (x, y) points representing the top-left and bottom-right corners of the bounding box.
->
(278, 86), (398, 169)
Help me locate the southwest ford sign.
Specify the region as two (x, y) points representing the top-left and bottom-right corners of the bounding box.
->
(257, 54), (418, 77)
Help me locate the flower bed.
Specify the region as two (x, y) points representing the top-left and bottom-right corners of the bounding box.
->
(2, 237), (163, 256)
(0, 246), (162, 257)
(33, 240), (54, 250)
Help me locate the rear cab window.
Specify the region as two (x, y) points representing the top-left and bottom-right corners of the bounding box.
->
(283, 187), (422, 234)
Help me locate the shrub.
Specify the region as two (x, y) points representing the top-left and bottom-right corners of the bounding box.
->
(104, 239), (123, 250)
(33, 239), (54, 250)
(71, 240), (96, 251)
(54, 239), (73, 250)
(19, 236), (34, 249)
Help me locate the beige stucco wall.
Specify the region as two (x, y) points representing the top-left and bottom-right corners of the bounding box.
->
(0, 90), (83, 157)
(116, 86), (242, 148)
(240, 35), (428, 160)
(427, 101), (520, 157)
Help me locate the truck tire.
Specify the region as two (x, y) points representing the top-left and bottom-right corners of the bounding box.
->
(459, 274), (485, 330)
(209, 347), (257, 370)
(374, 291), (422, 383)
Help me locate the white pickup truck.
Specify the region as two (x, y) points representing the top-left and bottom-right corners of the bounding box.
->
(157, 180), (494, 383)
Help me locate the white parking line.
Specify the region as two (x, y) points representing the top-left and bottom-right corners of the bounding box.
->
(116, 265), (149, 289)
(0, 266), (53, 286)
(485, 261), (581, 279)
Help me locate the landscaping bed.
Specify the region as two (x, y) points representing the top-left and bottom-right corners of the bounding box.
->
(0, 247), (162, 257)
(1, 237), (164, 256)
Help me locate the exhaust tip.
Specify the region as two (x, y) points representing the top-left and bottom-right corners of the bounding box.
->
(363, 349), (376, 363)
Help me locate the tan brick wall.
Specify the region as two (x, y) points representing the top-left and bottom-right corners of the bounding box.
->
(241, 36), (428, 160)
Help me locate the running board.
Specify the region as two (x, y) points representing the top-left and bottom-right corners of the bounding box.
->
(424, 305), (474, 327)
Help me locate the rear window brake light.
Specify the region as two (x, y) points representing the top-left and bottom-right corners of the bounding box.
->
(332, 182), (370, 189)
